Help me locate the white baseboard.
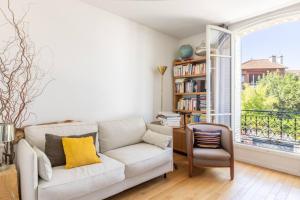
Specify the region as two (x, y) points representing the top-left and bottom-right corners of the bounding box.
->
(234, 143), (300, 176)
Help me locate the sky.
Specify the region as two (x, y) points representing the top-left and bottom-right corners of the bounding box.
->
(241, 20), (300, 69)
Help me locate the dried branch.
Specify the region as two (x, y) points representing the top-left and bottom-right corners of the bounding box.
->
(0, 0), (49, 127)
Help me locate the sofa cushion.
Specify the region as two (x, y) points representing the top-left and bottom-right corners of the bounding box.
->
(25, 122), (99, 152)
(98, 117), (146, 152)
(38, 154), (125, 200)
(45, 132), (98, 167)
(142, 129), (172, 149)
(104, 143), (172, 178)
(193, 148), (231, 161)
(62, 137), (101, 169)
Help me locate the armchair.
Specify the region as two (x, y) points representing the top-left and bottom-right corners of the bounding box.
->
(185, 123), (234, 180)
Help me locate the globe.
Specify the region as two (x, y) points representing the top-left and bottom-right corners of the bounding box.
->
(178, 44), (193, 59)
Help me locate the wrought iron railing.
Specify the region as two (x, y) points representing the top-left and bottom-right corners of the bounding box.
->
(241, 110), (300, 144)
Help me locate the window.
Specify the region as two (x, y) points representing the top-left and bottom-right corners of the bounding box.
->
(249, 74), (261, 85)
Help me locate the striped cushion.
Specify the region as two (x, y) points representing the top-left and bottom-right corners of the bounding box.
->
(193, 129), (222, 148)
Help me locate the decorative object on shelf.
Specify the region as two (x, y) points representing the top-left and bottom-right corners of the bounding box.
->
(178, 44), (193, 60)
(0, 123), (15, 170)
(195, 41), (206, 56)
(0, 0), (51, 130)
(195, 41), (216, 56)
(157, 65), (168, 111)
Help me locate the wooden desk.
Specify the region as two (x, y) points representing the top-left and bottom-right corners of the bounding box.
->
(0, 165), (19, 200)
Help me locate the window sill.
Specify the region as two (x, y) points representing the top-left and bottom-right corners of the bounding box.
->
(234, 142), (300, 160)
(234, 142), (300, 176)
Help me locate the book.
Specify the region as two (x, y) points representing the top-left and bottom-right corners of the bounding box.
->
(156, 112), (181, 127)
(173, 63), (206, 77)
(175, 78), (205, 94)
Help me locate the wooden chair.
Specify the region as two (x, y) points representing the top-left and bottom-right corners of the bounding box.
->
(185, 123), (234, 180)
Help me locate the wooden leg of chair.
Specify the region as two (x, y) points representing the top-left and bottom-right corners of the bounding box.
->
(188, 157), (193, 177)
(173, 163), (178, 170)
(188, 159), (193, 177)
(189, 166), (193, 177)
(230, 165), (234, 180)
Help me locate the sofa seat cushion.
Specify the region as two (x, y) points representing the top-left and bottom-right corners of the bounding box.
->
(193, 148), (231, 161)
(38, 154), (125, 200)
(104, 143), (172, 178)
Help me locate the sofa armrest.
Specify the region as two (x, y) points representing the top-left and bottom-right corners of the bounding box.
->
(146, 123), (173, 148)
(17, 139), (38, 200)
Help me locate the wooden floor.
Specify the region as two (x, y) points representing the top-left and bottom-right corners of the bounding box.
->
(108, 153), (300, 200)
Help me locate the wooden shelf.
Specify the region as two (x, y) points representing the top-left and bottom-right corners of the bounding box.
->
(172, 56), (207, 154)
(174, 74), (206, 79)
(175, 92), (206, 96)
(174, 57), (206, 65)
(174, 109), (206, 114)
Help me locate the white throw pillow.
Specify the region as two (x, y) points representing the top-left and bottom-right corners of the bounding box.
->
(33, 146), (52, 181)
(142, 130), (172, 149)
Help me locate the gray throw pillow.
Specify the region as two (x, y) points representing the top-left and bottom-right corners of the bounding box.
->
(45, 132), (97, 167)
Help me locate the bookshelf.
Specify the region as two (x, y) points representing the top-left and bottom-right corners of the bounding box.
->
(172, 56), (207, 153)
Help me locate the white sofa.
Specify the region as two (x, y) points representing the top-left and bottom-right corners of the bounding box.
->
(17, 117), (173, 200)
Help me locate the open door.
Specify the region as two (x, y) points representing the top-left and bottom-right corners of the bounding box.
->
(206, 25), (235, 129)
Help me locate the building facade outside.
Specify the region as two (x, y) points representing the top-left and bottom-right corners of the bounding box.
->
(242, 55), (286, 86)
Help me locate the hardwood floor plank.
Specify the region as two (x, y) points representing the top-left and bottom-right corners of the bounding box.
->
(287, 176), (300, 200)
(107, 153), (300, 200)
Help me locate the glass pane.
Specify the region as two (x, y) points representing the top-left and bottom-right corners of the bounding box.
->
(210, 29), (231, 56)
(210, 56), (232, 127)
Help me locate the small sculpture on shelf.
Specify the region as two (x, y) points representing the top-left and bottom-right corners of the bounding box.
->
(195, 41), (206, 56)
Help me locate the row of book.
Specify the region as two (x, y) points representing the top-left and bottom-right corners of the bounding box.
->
(173, 63), (206, 77)
(199, 94), (206, 109)
(174, 79), (206, 93)
(186, 113), (207, 123)
(177, 95), (206, 111)
(156, 112), (181, 127)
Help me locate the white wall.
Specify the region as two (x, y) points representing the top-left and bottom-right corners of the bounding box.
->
(178, 32), (205, 49)
(0, 0), (178, 125)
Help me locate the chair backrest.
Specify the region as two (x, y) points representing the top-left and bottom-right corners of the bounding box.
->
(187, 123), (233, 154)
(24, 122), (99, 152)
(98, 117), (146, 153)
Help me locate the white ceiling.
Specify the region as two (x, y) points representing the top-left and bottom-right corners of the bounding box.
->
(82, 0), (300, 39)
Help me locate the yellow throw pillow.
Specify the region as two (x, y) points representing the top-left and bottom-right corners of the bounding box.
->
(62, 136), (101, 169)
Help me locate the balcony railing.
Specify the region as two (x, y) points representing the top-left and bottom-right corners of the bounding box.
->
(241, 109), (300, 152)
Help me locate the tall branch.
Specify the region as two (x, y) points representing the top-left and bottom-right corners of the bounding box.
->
(0, 0), (49, 127)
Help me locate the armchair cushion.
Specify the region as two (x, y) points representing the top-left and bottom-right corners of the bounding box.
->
(193, 148), (231, 161)
(187, 123), (233, 155)
(193, 130), (222, 148)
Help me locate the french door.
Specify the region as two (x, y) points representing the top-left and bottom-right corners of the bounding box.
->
(206, 25), (235, 129)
